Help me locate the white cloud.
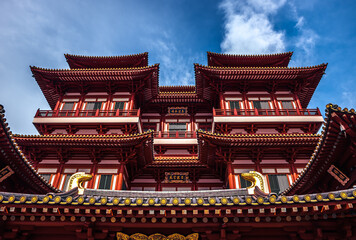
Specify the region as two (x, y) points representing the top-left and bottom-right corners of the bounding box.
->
(219, 0), (287, 54)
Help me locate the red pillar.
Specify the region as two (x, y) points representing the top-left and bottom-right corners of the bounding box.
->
(227, 162), (235, 189)
(116, 164), (125, 190)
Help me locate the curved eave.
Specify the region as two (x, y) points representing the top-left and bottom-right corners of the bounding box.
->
(30, 65), (159, 109)
(65, 52), (148, 69)
(283, 104), (356, 195)
(194, 64), (327, 108)
(197, 130), (320, 147)
(0, 105), (59, 194)
(14, 132), (154, 148)
(207, 51), (293, 68)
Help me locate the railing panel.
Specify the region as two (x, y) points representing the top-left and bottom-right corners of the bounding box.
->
(153, 131), (196, 139)
(214, 108), (321, 117)
(35, 109), (140, 118)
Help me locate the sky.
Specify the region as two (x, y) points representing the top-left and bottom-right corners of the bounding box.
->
(0, 0), (355, 134)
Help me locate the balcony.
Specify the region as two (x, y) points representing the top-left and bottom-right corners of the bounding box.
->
(153, 131), (198, 145)
(33, 109), (142, 132)
(35, 109), (140, 118)
(213, 108), (321, 116)
(213, 108), (324, 125)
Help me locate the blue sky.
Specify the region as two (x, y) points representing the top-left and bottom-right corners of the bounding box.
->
(0, 0), (355, 134)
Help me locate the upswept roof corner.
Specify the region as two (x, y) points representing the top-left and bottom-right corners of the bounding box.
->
(207, 51), (293, 68)
(0, 104), (59, 194)
(283, 104), (356, 195)
(194, 63), (328, 108)
(30, 64), (160, 109)
(64, 52), (149, 69)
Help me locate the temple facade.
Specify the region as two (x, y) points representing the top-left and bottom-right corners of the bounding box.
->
(0, 52), (355, 239)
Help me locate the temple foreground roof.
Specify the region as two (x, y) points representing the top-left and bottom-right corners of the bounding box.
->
(284, 104), (356, 195)
(0, 105), (58, 194)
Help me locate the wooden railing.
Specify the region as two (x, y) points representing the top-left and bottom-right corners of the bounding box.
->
(153, 131), (196, 138)
(35, 109), (140, 117)
(213, 108), (321, 116)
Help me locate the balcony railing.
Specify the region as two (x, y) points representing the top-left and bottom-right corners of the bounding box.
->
(154, 131), (197, 138)
(213, 108), (321, 116)
(35, 109), (140, 118)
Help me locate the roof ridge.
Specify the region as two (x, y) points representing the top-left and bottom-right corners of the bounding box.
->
(207, 51), (293, 58)
(64, 52), (148, 59)
(197, 129), (320, 138)
(30, 63), (159, 72)
(194, 63), (328, 70)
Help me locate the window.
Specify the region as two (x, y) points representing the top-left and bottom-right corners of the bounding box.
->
(229, 101), (240, 110)
(98, 175), (112, 190)
(281, 101), (294, 109)
(62, 175), (71, 191)
(253, 101), (270, 109)
(40, 174), (51, 182)
(62, 102), (75, 110)
(86, 102), (102, 110)
(268, 174), (289, 193)
(169, 123), (186, 131)
(239, 175), (252, 188)
(114, 102), (125, 110)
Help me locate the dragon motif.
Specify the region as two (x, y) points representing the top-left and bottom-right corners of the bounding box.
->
(66, 172), (92, 194)
(241, 171), (265, 194)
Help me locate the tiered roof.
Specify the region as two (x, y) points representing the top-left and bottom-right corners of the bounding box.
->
(197, 131), (319, 168)
(0, 105), (58, 193)
(207, 52), (293, 67)
(31, 65), (159, 109)
(283, 104), (356, 195)
(195, 64), (327, 108)
(65, 52), (148, 69)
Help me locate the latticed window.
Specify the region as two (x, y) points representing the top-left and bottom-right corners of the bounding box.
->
(281, 101), (294, 109)
(114, 102), (125, 110)
(98, 175), (112, 190)
(86, 102), (102, 110)
(229, 101), (240, 109)
(62, 102), (75, 110)
(253, 101), (269, 109)
(40, 174), (51, 182)
(169, 123), (186, 131)
(268, 174), (289, 193)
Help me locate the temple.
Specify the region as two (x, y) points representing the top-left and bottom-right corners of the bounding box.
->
(0, 52), (355, 239)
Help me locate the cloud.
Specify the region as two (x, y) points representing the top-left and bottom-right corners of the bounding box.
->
(219, 0), (287, 54)
(149, 38), (197, 86)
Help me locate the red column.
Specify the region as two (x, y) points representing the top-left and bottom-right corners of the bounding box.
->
(88, 162), (98, 189)
(227, 162), (235, 189)
(129, 93), (135, 110)
(116, 164), (125, 190)
(219, 93), (225, 110)
(53, 162), (64, 188)
(289, 162), (298, 181)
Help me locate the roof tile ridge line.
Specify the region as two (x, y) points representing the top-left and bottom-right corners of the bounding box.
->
(207, 51), (294, 58)
(64, 52), (148, 59)
(194, 63), (328, 70)
(0, 105), (60, 193)
(281, 103), (345, 195)
(14, 131), (154, 139)
(30, 63), (159, 72)
(196, 129), (319, 138)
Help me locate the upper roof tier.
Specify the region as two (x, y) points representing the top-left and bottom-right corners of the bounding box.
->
(207, 52), (293, 68)
(30, 65), (159, 109)
(64, 52), (148, 69)
(195, 64), (327, 108)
